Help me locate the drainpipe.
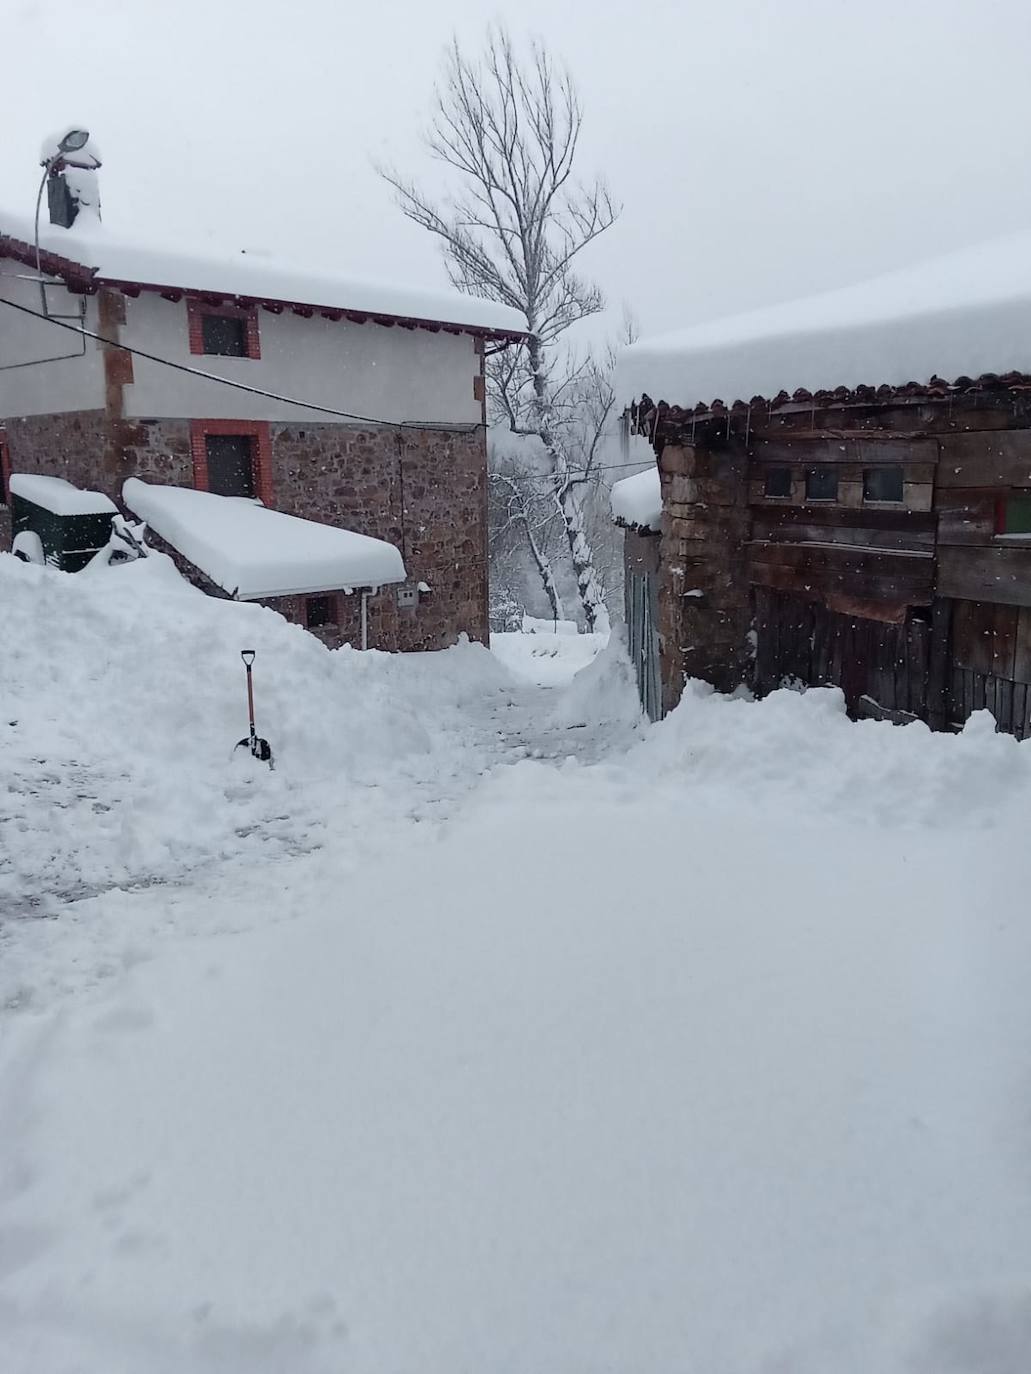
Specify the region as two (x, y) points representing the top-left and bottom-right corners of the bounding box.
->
(361, 586), (379, 650)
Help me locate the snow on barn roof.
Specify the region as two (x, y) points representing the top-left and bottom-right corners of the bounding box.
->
(123, 479), (406, 600)
(9, 473), (116, 517)
(617, 233), (1031, 412)
(0, 212), (526, 338)
(610, 467), (661, 532)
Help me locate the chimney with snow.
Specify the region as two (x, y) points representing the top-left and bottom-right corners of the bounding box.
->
(40, 126), (102, 229)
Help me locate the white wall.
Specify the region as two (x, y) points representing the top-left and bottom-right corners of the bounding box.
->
(0, 260), (106, 416)
(123, 294), (483, 426)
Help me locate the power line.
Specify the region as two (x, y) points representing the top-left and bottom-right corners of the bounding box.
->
(0, 291), (656, 475)
(0, 292), (482, 432)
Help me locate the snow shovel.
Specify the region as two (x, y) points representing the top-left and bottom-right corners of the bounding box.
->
(235, 650), (273, 767)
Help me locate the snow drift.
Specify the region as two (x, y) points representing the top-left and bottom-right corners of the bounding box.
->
(0, 551), (505, 916)
(610, 465), (661, 530)
(9, 473), (116, 516)
(2, 553), (1031, 1374)
(617, 232), (1031, 407)
(123, 479), (406, 598)
(0, 210), (526, 335)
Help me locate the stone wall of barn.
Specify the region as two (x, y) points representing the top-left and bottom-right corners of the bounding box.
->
(656, 440), (753, 712)
(0, 413), (488, 652)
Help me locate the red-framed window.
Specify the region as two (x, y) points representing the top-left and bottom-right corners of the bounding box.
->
(0, 431), (9, 506)
(187, 298), (261, 360)
(190, 419), (274, 505)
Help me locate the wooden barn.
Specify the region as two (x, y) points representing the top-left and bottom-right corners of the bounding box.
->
(615, 237), (1031, 737)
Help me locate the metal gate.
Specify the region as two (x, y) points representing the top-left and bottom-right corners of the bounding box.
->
(626, 568), (662, 721)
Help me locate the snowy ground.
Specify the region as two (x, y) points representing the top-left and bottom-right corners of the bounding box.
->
(3, 554), (1031, 1374)
(490, 627), (609, 687)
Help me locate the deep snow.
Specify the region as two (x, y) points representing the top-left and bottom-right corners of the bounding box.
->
(123, 479), (406, 599)
(617, 231), (1031, 407)
(2, 554), (1031, 1374)
(0, 210), (526, 334)
(8, 473), (116, 516)
(610, 465), (661, 531)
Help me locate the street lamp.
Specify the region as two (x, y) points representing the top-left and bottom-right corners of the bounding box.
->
(34, 126), (101, 314)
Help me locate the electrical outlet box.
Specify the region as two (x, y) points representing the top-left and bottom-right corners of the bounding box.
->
(396, 584), (419, 609)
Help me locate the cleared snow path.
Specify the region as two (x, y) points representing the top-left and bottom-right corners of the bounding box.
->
(5, 557), (1031, 1374)
(0, 559), (626, 1009)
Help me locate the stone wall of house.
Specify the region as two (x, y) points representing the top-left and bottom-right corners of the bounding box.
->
(657, 441), (753, 712)
(269, 421), (488, 651)
(0, 410), (110, 553)
(1, 412), (488, 652)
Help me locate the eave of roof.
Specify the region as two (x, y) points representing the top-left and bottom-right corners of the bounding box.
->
(0, 232), (528, 342)
(633, 372), (1031, 437)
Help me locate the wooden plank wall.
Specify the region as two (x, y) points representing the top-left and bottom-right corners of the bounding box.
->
(729, 410), (1031, 737)
(936, 430), (1031, 608)
(754, 588), (931, 719)
(748, 435), (937, 619)
(946, 598), (1031, 738)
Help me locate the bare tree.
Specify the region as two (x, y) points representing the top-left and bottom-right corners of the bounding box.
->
(381, 28), (619, 632)
(488, 460), (566, 624)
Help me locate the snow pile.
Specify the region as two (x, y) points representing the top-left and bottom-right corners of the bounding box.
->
(4, 563), (1031, 1374)
(0, 210), (526, 335)
(123, 478), (405, 598)
(9, 472), (116, 516)
(521, 614), (580, 635)
(637, 679), (1031, 827)
(617, 232), (1031, 407)
(0, 552), (505, 918)
(491, 628), (609, 687)
(610, 465), (661, 530)
(547, 628), (644, 728)
(3, 671), (1031, 1372)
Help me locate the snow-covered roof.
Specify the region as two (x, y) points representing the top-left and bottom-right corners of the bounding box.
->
(123, 479), (406, 599)
(9, 473), (116, 516)
(617, 233), (1031, 410)
(611, 467), (661, 532)
(0, 212), (526, 338)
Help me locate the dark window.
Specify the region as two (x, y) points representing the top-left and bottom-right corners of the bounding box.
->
(201, 312), (248, 357)
(205, 434), (255, 497)
(863, 467), (904, 503)
(764, 467), (791, 498)
(305, 595), (335, 628)
(806, 467), (838, 501)
(998, 494), (1031, 535)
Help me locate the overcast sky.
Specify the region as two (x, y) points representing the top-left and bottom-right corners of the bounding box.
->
(5, 0), (1031, 345)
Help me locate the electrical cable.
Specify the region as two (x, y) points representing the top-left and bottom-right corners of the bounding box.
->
(0, 292), (478, 431)
(0, 290), (656, 473)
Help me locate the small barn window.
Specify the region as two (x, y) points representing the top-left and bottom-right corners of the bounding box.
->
(997, 495), (1031, 536)
(305, 595), (336, 628)
(806, 467), (838, 501)
(201, 312), (248, 357)
(863, 467), (904, 503)
(205, 434), (255, 498)
(764, 467), (791, 498)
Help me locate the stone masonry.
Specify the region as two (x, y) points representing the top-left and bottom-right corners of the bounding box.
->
(1, 412), (489, 652)
(657, 441), (753, 712)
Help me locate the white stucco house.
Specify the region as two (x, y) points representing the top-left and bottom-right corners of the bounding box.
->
(0, 141), (525, 648)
